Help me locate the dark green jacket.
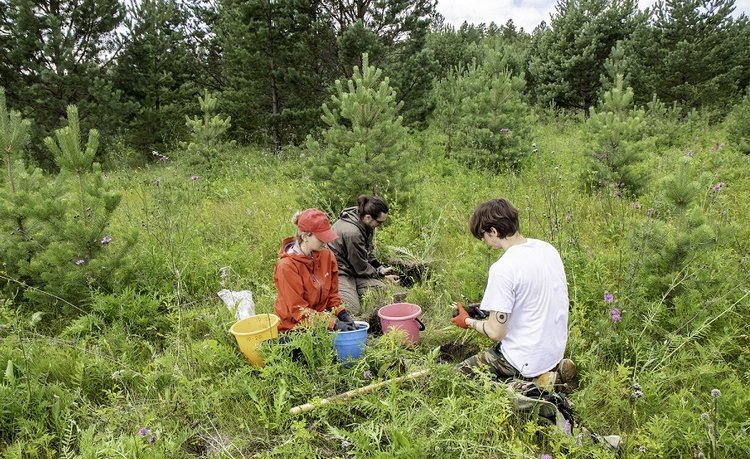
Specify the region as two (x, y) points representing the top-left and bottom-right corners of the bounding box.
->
(329, 207), (382, 278)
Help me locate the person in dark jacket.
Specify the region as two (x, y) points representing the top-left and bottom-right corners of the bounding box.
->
(274, 208), (356, 333)
(328, 196), (399, 316)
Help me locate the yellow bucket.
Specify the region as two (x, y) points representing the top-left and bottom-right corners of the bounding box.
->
(229, 314), (280, 367)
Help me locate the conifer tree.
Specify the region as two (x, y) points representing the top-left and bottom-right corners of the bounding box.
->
(432, 56), (532, 171)
(182, 90), (233, 167)
(637, 158), (716, 302)
(113, 0), (199, 155)
(585, 74), (648, 194)
(528, 0), (641, 114)
(30, 105), (130, 307)
(2, 95), (130, 308)
(307, 54), (408, 208)
(726, 91), (750, 154)
(0, 88), (39, 289)
(0, 0), (125, 165)
(626, 0), (745, 110)
(218, 0), (334, 150)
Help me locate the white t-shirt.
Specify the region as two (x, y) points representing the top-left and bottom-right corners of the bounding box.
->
(480, 238), (569, 378)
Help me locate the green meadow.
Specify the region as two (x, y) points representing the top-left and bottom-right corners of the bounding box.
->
(2, 114), (749, 458)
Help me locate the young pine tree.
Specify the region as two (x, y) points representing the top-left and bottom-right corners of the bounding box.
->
(306, 54), (409, 209)
(431, 56), (531, 171)
(585, 74), (648, 195)
(182, 89), (233, 168)
(29, 105), (132, 308)
(0, 88), (46, 292)
(637, 157), (716, 307)
(726, 91), (750, 155)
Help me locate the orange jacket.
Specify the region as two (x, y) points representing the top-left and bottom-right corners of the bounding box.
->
(273, 237), (345, 332)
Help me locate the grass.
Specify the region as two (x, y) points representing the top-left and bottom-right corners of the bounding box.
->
(1, 119), (749, 458)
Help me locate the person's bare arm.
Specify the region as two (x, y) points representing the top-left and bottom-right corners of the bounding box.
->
(467, 311), (510, 342)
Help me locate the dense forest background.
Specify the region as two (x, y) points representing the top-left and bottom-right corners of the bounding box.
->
(2, 0), (749, 165)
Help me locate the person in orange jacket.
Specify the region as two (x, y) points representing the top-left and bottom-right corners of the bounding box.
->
(274, 208), (356, 333)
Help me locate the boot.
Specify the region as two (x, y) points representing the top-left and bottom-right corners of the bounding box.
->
(556, 358), (578, 393)
(532, 372), (557, 392)
(557, 358), (577, 383)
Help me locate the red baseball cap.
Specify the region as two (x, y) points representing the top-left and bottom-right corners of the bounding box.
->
(297, 208), (338, 243)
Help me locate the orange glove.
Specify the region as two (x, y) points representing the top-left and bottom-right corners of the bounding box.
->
(451, 303), (470, 329)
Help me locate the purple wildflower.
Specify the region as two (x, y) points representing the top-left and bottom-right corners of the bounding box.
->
(138, 427), (150, 437)
(75, 258), (85, 266)
(633, 203), (641, 210)
(563, 419), (572, 436)
(541, 454), (553, 459)
(152, 150), (169, 162)
(148, 434), (157, 444)
(711, 182), (725, 192)
(603, 292), (614, 303)
(611, 307), (621, 323)
(101, 235), (112, 245)
(363, 370), (372, 380)
(190, 175), (199, 181)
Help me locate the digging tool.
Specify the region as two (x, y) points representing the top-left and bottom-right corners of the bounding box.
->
(289, 368), (430, 415)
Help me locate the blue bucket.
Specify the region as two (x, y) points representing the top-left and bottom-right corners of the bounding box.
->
(332, 321), (369, 363)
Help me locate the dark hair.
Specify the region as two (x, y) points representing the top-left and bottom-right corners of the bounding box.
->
(357, 195), (389, 220)
(469, 198), (520, 239)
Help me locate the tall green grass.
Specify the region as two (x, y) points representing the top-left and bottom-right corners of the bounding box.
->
(2, 120), (749, 457)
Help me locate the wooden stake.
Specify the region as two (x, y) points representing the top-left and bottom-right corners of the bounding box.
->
(289, 369), (430, 415)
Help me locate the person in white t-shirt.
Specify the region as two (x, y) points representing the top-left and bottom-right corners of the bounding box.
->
(451, 198), (576, 386)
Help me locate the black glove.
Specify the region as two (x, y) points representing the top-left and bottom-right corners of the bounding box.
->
(334, 310), (357, 331)
(334, 319), (357, 331)
(465, 303), (489, 320)
(337, 310), (354, 323)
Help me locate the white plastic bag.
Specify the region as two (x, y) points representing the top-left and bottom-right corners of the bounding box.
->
(218, 289), (255, 320)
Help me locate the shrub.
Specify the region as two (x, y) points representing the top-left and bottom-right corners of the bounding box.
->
(306, 53), (409, 210)
(726, 91), (750, 154)
(431, 57), (532, 171)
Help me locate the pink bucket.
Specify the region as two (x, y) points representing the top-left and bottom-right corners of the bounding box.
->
(377, 303), (425, 344)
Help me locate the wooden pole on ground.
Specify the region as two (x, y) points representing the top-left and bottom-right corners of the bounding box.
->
(289, 369), (431, 415)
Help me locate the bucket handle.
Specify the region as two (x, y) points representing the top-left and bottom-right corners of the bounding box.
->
(415, 317), (425, 331)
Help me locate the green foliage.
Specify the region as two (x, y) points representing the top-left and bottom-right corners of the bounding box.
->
(528, 0), (642, 114)
(3, 113), (750, 457)
(636, 157), (716, 299)
(1, 102), (133, 310)
(585, 74), (649, 194)
(431, 57), (532, 171)
(0, 0), (126, 166)
(181, 89), (234, 168)
(307, 54), (409, 209)
(218, 0), (335, 150)
(626, 0), (747, 112)
(726, 91), (750, 154)
(112, 0), (199, 156)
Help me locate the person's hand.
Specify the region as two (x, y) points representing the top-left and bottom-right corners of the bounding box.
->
(334, 319), (357, 331)
(465, 303), (489, 320)
(384, 274), (400, 284)
(334, 310), (357, 331)
(451, 303), (470, 329)
(377, 265), (395, 276)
